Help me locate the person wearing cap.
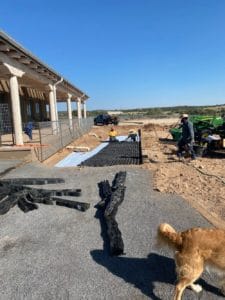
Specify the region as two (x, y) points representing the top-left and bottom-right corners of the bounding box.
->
(108, 127), (118, 141)
(177, 114), (196, 160)
(127, 129), (138, 142)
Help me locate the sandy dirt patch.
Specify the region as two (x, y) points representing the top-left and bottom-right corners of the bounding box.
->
(120, 117), (179, 126)
(141, 121), (225, 228)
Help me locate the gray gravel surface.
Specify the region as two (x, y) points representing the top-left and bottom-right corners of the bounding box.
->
(0, 159), (22, 175)
(0, 163), (223, 299)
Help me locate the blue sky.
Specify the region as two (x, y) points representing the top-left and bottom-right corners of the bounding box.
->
(1, 0), (225, 110)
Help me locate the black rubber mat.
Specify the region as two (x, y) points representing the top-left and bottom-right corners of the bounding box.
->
(80, 141), (141, 167)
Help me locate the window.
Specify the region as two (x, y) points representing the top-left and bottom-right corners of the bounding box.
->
(35, 103), (40, 114)
(27, 103), (31, 116)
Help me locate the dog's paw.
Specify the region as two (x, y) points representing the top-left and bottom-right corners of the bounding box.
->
(190, 283), (203, 293)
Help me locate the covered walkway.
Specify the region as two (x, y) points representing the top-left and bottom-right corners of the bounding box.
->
(0, 31), (89, 146)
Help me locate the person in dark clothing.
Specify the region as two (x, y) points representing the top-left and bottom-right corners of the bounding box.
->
(177, 114), (196, 160)
(24, 122), (33, 140)
(126, 129), (138, 142)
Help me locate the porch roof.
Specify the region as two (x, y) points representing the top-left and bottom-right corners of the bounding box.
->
(0, 31), (89, 102)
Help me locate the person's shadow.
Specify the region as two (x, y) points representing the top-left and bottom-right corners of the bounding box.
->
(90, 250), (224, 299)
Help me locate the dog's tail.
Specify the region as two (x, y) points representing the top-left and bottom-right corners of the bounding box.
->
(157, 223), (182, 249)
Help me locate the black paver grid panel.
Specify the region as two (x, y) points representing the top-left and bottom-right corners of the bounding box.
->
(80, 141), (141, 167)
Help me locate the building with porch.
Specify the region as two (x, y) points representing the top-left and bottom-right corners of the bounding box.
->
(0, 31), (89, 146)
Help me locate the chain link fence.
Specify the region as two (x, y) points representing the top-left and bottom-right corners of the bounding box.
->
(35, 117), (93, 161)
(0, 103), (13, 145)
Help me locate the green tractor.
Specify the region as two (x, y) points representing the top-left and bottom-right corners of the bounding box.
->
(169, 115), (225, 156)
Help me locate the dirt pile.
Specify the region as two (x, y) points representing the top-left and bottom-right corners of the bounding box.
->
(142, 122), (225, 227)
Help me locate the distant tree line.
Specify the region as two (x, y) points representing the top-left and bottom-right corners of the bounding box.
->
(121, 105), (225, 117)
(59, 104), (225, 119)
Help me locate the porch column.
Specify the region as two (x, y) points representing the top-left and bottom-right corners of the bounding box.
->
(3, 63), (25, 146)
(77, 97), (82, 120)
(67, 93), (73, 129)
(52, 78), (63, 126)
(9, 75), (24, 145)
(83, 101), (87, 119)
(48, 84), (57, 134)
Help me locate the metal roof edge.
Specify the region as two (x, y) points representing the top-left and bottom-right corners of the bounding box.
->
(0, 30), (89, 100)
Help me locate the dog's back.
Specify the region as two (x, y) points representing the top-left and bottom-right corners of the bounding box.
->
(158, 223), (225, 299)
(158, 223), (225, 264)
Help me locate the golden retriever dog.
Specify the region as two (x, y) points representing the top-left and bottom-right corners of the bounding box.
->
(157, 223), (225, 300)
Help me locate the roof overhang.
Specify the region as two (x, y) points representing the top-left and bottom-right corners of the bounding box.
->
(0, 30), (89, 102)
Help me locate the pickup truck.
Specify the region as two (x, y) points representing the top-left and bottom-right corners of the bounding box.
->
(94, 114), (119, 126)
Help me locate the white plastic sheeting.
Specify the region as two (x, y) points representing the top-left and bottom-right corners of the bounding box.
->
(55, 136), (127, 167)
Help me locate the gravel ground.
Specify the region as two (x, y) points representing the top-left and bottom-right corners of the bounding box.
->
(0, 159), (22, 174)
(0, 163), (223, 299)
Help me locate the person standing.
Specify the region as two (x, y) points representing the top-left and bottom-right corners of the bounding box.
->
(24, 121), (33, 141)
(108, 127), (118, 141)
(177, 114), (196, 160)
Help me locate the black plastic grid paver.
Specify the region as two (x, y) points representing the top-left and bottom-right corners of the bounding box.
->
(80, 141), (141, 167)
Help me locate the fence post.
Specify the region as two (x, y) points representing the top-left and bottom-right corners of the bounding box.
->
(72, 119), (75, 138)
(138, 129), (143, 164)
(38, 122), (43, 162)
(59, 120), (63, 148)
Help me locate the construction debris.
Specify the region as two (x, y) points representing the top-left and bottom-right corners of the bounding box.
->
(66, 145), (90, 152)
(97, 171), (127, 256)
(0, 178), (90, 214)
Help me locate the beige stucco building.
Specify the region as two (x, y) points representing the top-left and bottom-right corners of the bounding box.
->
(0, 31), (89, 145)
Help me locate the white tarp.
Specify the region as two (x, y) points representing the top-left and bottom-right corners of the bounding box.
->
(55, 136), (127, 167)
